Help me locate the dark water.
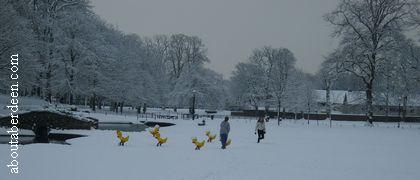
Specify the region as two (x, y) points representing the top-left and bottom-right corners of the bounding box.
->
(140, 121), (176, 127)
(0, 133), (86, 145)
(97, 121), (175, 132)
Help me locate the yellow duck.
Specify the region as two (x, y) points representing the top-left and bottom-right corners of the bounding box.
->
(205, 131), (216, 143)
(208, 134), (217, 142)
(149, 126), (160, 138)
(226, 139), (232, 147)
(116, 130), (129, 146)
(192, 137), (206, 150)
(205, 131), (211, 136)
(156, 136), (168, 146)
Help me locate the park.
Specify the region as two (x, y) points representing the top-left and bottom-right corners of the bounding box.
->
(1, 0), (420, 179)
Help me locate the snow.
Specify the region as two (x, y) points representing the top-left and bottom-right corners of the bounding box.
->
(1, 111), (420, 180)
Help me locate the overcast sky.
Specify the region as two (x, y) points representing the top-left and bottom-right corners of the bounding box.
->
(90, 0), (339, 78)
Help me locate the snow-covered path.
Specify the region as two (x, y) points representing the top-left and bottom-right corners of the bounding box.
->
(1, 113), (420, 180)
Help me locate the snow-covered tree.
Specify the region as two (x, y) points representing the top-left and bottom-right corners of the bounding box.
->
(0, 1), (37, 93)
(269, 48), (296, 120)
(231, 46), (307, 118)
(169, 64), (228, 109)
(230, 62), (265, 111)
(248, 46), (296, 119)
(0, 1), (230, 111)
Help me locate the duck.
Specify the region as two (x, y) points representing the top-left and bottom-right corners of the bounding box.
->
(208, 134), (216, 142)
(226, 139), (232, 147)
(156, 136), (167, 146)
(149, 125), (160, 138)
(205, 131), (216, 142)
(116, 130), (129, 146)
(192, 137), (205, 150)
(205, 131), (210, 136)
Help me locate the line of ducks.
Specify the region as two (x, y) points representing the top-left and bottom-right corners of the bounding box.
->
(116, 126), (231, 149)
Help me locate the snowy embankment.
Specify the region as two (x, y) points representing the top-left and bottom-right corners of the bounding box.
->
(1, 110), (420, 180)
(0, 95), (50, 116)
(0, 95), (49, 135)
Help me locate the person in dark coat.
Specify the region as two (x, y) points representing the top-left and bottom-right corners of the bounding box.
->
(220, 116), (230, 149)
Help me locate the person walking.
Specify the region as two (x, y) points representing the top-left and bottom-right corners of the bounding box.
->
(220, 116), (230, 149)
(255, 116), (266, 143)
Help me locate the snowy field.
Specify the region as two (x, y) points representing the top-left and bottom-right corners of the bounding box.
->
(1, 110), (420, 180)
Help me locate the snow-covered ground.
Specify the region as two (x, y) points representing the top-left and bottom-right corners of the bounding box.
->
(1, 110), (420, 180)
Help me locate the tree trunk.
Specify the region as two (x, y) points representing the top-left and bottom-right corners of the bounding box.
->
(45, 63), (52, 103)
(137, 106), (141, 114)
(277, 99), (281, 126)
(254, 105), (258, 117)
(120, 101), (124, 114)
(98, 98), (102, 110)
(385, 75), (390, 121)
(69, 93), (74, 105)
(264, 105), (269, 115)
(385, 94), (389, 121)
(282, 108), (286, 119)
(325, 80), (333, 128)
(90, 93), (96, 111)
(115, 102), (118, 113)
(307, 104), (310, 124)
(366, 84), (373, 125)
(325, 80), (331, 120)
(402, 95), (407, 122)
(277, 100), (281, 121)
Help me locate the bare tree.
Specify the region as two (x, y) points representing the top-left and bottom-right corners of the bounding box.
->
(324, 0), (419, 125)
(167, 34), (208, 79)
